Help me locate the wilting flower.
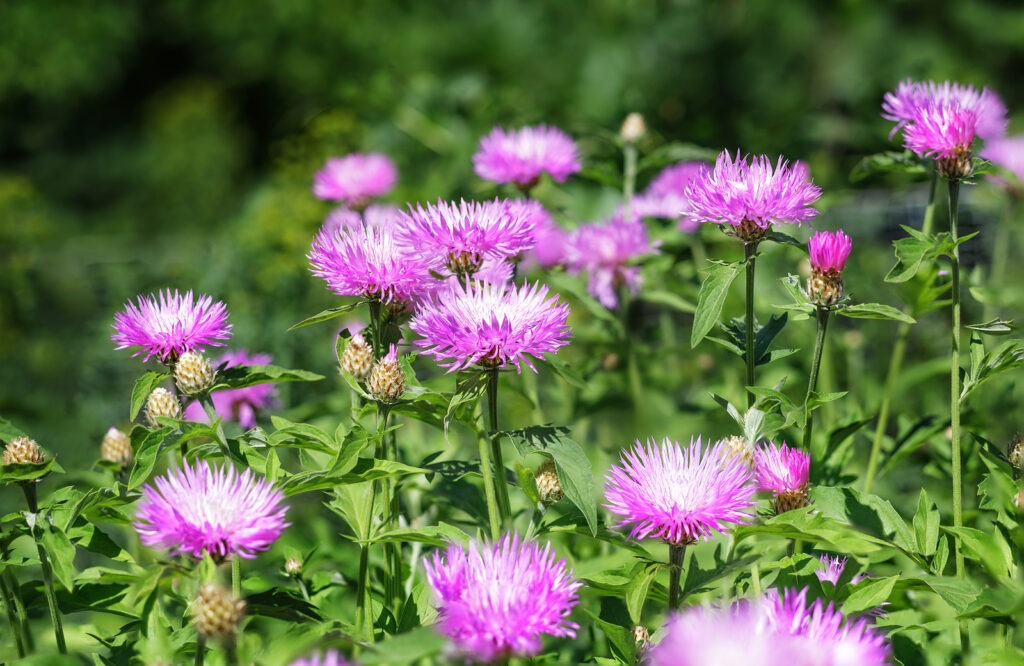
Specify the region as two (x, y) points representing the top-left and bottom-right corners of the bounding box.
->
(882, 79), (1007, 141)
(313, 153), (398, 207)
(981, 135), (1024, 191)
(134, 459), (288, 560)
(112, 290), (232, 363)
(565, 214), (659, 309)
(632, 162), (707, 231)
(396, 199), (535, 276)
(604, 437), (756, 545)
(183, 350), (279, 429)
(683, 150), (821, 241)
(473, 125), (582, 188)
(807, 230), (852, 307)
(423, 533), (581, 662)
(308, 224), (433, 304)
(755, 442), (811, 514)
(288, 650), (352, 666)
(410, 280), (571, 373)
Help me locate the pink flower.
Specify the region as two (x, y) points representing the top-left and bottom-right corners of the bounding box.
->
(565, 214), (659, 309)
(632, 162), (708, 231)
(518, 200), (569, 268)
(982, 135), (1024, 190)
(808, 230), (852, 274)
(423, 533), (581, 662)
(604, 437), (756, 545)
(882, 79), (1007, 141)
(755, 442), (810, 495)
(183, 350), (279, 429)
(134, 460), (288, 560)
(112, 289), (232, 362)
(902, 103), (978, 160)
(322, 204), (402, 234)
(313, 153), (397, 206)
(288, 650), (352, 666)
(473, 125), (581, 188)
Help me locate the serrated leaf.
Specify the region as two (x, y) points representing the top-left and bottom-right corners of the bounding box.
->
(837, 303), (915, 323)
(287, 302), (362, 330)
(942, 526), (1014, 579)
(129, 372), (171, 421)
(842, 576), (897, 615)
(691, 260), (744, 347)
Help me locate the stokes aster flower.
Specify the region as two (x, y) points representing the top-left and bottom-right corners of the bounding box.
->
(313, 153), (398, 207)
(409, 280), (571, 373)
(134, 459), (288, 560)
(183, 350), (279, 429)
(604, 437), (756, 545)
(807, 230), (852, 307)
(473, 125), (582, 188)
(683, 150), (821, 241)
(423, 533), (581, 662)
(308, 224), (433, 304)
(112, 289), (232, 363)
(755, 442), (811, 514)
(565, 214), (659, 309)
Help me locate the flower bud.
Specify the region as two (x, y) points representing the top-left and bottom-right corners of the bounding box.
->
(1015, 488), (1024, 512)
(937, 150), (973, 182)
(774, 487), (810, 514)
(807, 270), (845, 307)
(446, 250), (484, 277)
(145, 387), (181, 426)
(368, 345), (404, 404)
(620, 113), (647, 143)
(806, 230), (852, 307)
(174, 351), (216, 395)
(285, 557), (302, 575)
(3, 436), (45, 465)
(1007, 434), (1024, 470)
(101, 427), (133, 467)
(192, 582), (245, 641)
(722, 435), (755, 471)
(633, 624), (650, 646)
(341, 333), (374, 380)
(535, 460), (564, 504)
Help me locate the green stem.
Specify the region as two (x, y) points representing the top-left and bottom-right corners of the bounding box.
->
(368, 299), (384, 358)
(226, 638), (239, 666)
(948, 179), (968, 658)
(0, 568), (26, 657)
(355, 545), (374, 644)
(623, 143), (638, 222)
(22, 485), (66, 654)
(802, 307), (831, 452)
(231, 557), (240, 599)
(195, 636), (206, 666)
(864, 168), (938, 494)
(750, 561), (761, 598)
(375, 404), (402, 615)
(477, 418), (502, 541)
(524, 503), (547, 541)
(667, 543), (686, 610)
(744, 242), (759, 408)
(5, 567), (33, 652)
(487, 368), (511, 528)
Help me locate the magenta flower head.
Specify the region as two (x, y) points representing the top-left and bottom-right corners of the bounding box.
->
(807, 230), (851, 307)
(409, 280), (571, 373)
(683, 150), (822, 242)
(423, 533), (582, 662)
(183, 350), (279, 429)
(134, 459), (288, 561)
(564, 214), (660, 309)
(396, 198), (535, 277)
(322, 204), (402, 235)
(516, 200), (568, 268)
(604, 437), (756, 545)
(634, 162), (708, 231)
(112, 289), (232, 363)
(882, 79), (1007, 141)
(981, 135), (1024, 192)
(288, 650), (352, 666)
(755, 442), (811, 514)
(308, 224), (433, 304)
(313, 153), (397, 207)
(473, 125), (582, 189)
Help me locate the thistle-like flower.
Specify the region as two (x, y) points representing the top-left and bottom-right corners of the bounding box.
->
(174, 351), (216, 395)
(145, 387), (181, 425)
(604, 437), (756, 545)
(183, 350), (280, 429)
(368, 344), (405, 404)
(683, 150), (821, 242)
(134, 459), (288, 560)
(806, 230), (852, 307)
(564, 214), (660, 309)
(535, 460), (564, 504)
(632, 162), (707, 231)
(308, 224), (433, 304)
(473, 125), (582, 189)
(3, 436), (45, 465)
(322, 204), (402, 235)
(101, 427), (133, 467)
(313, 153), (397, 208)
(341, 333), (375, 379)
(423, 533), (582, 662)
(288, 650), (352, 666)
(396, 199), (535, 276)
(410, 280), (571, 373)
(755, 442), (811, 514)
(112, 289), (232, 363)
(981, 136), (1024, 192)
(192, 582), (245, 642)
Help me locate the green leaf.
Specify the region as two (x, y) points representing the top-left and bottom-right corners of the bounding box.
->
(503, 425), (598, 536)
(912, 489), (940, 558)
(807, 390), (847, 411)
(837, 303), (915, 323)
(373, 522), (471, 547)
(885, 228), (934, 283)
(733, 508), (888, 555)
(515, 462), (540, 505)
(850, 150), (927, 182)
(213, 364), (323, 390)
(444, 371), (487, 438)
(359, 627), (448, 665)
(541, 356), (586, 389)
(637, 141), (717, 171)
(810, 486), (917, 554)
(129, 371), (171, 421)
(691, 260), (743, 347)
(941, 526), (1014, 579)
(842, 576), (897, 615)
(0, 457), (56, 484)
(966, 318), (1016, 335)
(0, 415), (29, 444)
(961, 337), (1024, 404)
(625, 562), (658, 624)
(40, 522), (77, 592)
(127, 426), (176, 490)
(287, 301), (362, 330)
(766, 231), (803, 247)
(268, 416), (335, 454)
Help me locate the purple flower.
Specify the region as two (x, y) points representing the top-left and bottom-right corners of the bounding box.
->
(882, 79), (1007, 141)
(313, 153), (398, 206)
(183, 350), (279, 429)
(982, 135), (1024, 188)
(517, 200), (569, 268)
(808, 230), (853, 274)
(683, 150), (821, 240)
(112, 289), (232, 363)
(473, 125), (582, 188)
(288, 651), (352, 666)
(604, 437), (756, 545)
(633, 162), (708, 231)
(322, 204), (402, 234)
(814, 555), (850, 586)
(409, 280), (571, 373)
(308, 224), (433, 304)
(423, 533), (581, 662)
(564, 214), (659, 309)
(902, 103), (978, 161)
(755, 442), (810, 495)
(134, 459), (288, 560)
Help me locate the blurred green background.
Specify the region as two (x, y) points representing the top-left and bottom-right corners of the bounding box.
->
(3, 0), (1023, 471)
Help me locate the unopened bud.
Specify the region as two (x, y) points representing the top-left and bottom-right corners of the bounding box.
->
(192, 582), (245, 641)
(535, 460), (564, 504)
(633, 625), (650, 646)
(368, 345), (404, 404)
(722, 435), (755, 470)
(101, 427), (133, 467)
(3, 436), (45, 465)
(937, 149), (973, 182)
(728, 218), (769, 243)
(341, 333), (374, 380)
(774, 487), (811, 514)
(620, 113), (647, 143)
(806, 269), (844, 307)
(174, 352), (216, 395)
(145, 387), (181, 426)
(1007, 434), (1024, 470)
(446, 250), (484, 277)
(285, 558), (302, 575)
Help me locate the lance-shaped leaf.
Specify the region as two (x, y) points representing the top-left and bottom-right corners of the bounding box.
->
(691, 260), (744, 347)
(287, 301), (362, 330)
(837, 303), (915, 323)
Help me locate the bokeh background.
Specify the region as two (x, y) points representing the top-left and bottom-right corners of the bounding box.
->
(3, 0), (1023, 471)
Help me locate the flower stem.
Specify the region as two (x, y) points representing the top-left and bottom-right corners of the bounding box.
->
(487, 368), (511, 528)
(231, 557), (240, 599)
(194, 636), (206, 666)
(21, 484), (66, 654)
(477, 416), (502, 541)
(623, 142), (638, 222)
(802, 307), (831, 452)
(744, 242), (759, 408)
(948, 179), (968, 658)
(355, 545), (374, 644)
(375, 404), (403, 615)
(750, 561), (761, 598)
(667, 543), (686, 610)
(368, 299), (384, 358)
(0, 568), (26, 657)
(864, 168), (938, 494)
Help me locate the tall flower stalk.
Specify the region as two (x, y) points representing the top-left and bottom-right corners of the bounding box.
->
(744, 242), (759, 408)
(486, 368), (511, 528)
(947, 179), (965, 582)
(22, 483), (67, 653)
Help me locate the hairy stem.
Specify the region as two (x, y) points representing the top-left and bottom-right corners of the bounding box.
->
(355, 545), (374, 643)
(802, 307), (831, 452)
(744, 242), (759, 408)
(22, 485), (66, 654)
(477, 413), (502, 541)
(487, 368), (511, 528)
(667, 543), (687, 610)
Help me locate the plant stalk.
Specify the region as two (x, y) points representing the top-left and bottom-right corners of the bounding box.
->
(667, 543), (686, 610)
(623, 142), (638, 222)
(477, 414), (502, 541)
(231, 557), (240, 599)
(948, 179), (968, 658)
(744, 242), (759, 408)
(802, 307), (831, 452)
(194, 636), (206, 666)
(0, 569), (26, 657)
(22, 484), (66, 654)
(487, 368), (511, 528)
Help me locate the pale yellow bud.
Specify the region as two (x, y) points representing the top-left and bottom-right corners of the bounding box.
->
(620, 113), (647, 143)
(192, 582), (244, 641)
(145, 387), (181, 426)
(174, 352), (216, 395)
(341, 333), (374, 380)
(535, 460), (564, 504)
(368, 347), (404, 404)
(101, 427), (133, 467)
(3, 436), (45, 465)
